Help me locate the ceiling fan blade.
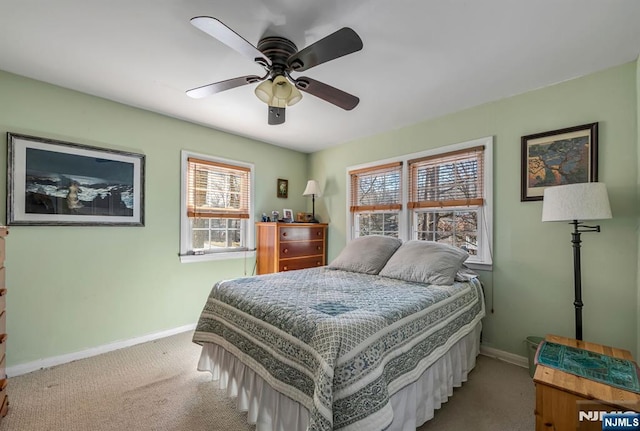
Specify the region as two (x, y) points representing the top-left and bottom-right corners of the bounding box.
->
(186, 75), (263, 99)
(268, 106), (286, 125)
(190, 16), (271, 68)
(287, 28), (363, 72)
(294, 77), (359, 110)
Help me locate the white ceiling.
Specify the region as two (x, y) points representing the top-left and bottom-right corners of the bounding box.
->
(1, 0), (639, 153)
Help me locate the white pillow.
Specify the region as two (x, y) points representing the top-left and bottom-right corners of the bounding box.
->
(328, 235), (402, 275)
(379, 240), (469, 285)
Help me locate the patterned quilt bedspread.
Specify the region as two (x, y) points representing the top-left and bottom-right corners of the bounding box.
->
(193, 267), (485, 431)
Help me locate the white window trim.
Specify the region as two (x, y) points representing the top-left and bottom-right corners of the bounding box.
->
(179, 150), (255, 263)
(346, 136), (493, 270)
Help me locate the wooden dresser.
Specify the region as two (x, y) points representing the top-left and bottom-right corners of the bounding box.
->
(0, 227), (8, 418)
(534, 334), (640, 431)
(256, 222), (327, 275)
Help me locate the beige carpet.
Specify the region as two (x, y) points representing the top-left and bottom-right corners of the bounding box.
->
(0, 331), (534, 431)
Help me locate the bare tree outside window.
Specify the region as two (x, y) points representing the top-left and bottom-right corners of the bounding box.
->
(350, 162), (402, 238)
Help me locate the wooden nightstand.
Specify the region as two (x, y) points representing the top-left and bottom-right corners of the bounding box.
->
(534, 334), (640, 431)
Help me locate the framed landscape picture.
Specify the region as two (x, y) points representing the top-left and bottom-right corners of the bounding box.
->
(7, 133), (145, 226)
(521, 123), (598, 201)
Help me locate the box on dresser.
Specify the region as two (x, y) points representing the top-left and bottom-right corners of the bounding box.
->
(256, 222), (327, 275)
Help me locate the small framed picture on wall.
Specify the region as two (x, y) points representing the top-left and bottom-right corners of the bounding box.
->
(277, 178), (288, 198)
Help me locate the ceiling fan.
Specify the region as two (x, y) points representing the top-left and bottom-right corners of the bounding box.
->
(186, 17), (363, 125)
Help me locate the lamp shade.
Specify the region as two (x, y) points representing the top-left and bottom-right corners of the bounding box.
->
(303, 180), (321, 197)
(254, 80), (273, 104)
(542, 182), (612, 222)
(287, 85), (302, 106)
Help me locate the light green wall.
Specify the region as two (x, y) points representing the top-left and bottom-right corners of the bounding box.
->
(3, 61), (638, 368)
(0, 70), (309, 367)
(309, 62), (639, 357)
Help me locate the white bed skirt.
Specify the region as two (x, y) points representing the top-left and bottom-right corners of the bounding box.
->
(197, 322), (482, 431)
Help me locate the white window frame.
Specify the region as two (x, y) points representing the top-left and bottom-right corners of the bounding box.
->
(346, 136), (493, 270)
(179, 150), (255, 263)
(353, 210), (402, 238)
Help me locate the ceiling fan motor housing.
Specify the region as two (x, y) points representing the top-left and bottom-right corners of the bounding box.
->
(257, 36), (298, 78)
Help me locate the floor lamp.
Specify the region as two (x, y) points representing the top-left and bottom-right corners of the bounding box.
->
(541, 182), (612, 341)
(302, 180), (321, 223)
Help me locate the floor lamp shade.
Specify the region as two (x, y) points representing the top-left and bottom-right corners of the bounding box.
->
(541, 182), (612, 341)
(303, 180), (322, 223)
(542, 182), (612, 222)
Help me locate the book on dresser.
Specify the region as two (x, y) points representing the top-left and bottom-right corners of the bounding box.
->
(0, 226), (8, 419)
(256, 222), (327, 275)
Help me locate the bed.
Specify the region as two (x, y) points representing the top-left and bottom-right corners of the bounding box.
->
(193, 236), (486, 431)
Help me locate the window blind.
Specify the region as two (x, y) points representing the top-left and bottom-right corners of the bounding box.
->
(408, 145), (484, 208)
(349, 162), (403, 212)
(186, 157), (250, 219)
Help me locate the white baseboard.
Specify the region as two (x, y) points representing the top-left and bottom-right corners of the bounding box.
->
(7, 323), (197, 377)
(479, 344), (529, 369)
(8, 325), (527, 377)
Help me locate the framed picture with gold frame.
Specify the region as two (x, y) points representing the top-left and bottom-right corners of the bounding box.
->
(277, 178), (288, 198)
(296, 212), (313, 222)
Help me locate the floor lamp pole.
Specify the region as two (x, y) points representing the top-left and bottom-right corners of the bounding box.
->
(570, 220), (583, 341)
(570, 220), (600, 341)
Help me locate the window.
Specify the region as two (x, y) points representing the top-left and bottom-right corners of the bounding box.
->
(409, 146), (485, 258)
(349, 162), (403, 238)
(180, 151), (254, 262)
(347, 137), (492, 268)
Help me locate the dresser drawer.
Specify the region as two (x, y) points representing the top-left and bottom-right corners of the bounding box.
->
(0, 379), (7, 417)
(0, 349), (5, 379)
(279, 256), (325, 272)
(0, 397), (6, 418)
(279, 241), (324, 258)
(279, 226), (325, 242)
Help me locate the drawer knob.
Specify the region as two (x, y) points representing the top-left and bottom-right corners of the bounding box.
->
(283, 266), (288, 271)
(316, 231), (321, 236)
(317, 246), (321, 250)
(283, 248), (289, 254)
(282, 232), (287, 237)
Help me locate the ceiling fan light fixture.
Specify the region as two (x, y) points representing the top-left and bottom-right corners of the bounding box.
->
(255, 75), (303, 108)
(254, 79), (273, 104)
(271, 96), (288, 108)
(287, 85), (302, 106)
(272, 75), (292, 99)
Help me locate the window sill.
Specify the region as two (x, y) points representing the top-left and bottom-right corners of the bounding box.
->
(465, 261), (493, 272)
(179, 250), (256, 264)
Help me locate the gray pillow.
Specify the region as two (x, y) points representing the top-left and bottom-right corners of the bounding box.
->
(379, 240), (469, 285)
(328, 235), (402, 275)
